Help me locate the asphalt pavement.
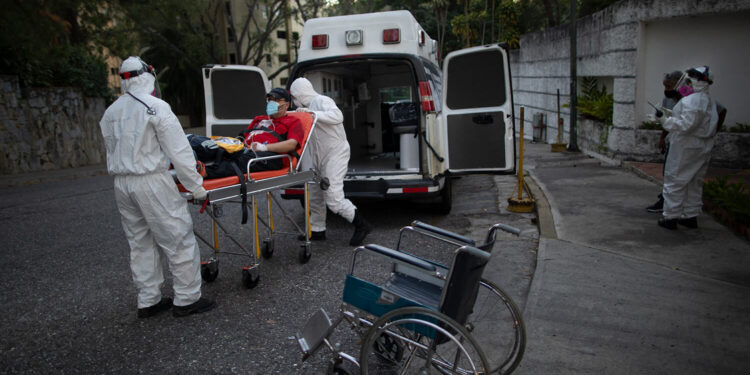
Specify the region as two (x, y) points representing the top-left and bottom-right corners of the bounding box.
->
(1, 139), (748, 374)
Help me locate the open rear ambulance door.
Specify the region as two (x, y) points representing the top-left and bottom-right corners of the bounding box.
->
(441, 44), (515, 174)
(202, 65), (270, 137)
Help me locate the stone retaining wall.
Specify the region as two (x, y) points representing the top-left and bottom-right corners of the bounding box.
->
(0, 75), (106, 175)
(510, 0), (750, 168)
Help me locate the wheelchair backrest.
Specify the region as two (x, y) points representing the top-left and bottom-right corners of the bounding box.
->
(438, 245), (490, 325)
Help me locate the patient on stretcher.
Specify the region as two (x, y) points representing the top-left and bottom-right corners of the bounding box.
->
(191, 88), (304, 180)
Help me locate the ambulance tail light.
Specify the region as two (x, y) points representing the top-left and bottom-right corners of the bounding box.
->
(419, 81), (435, 112)
(383, 28), (400, 44)
(419, 30), (426, 46)
(312, 34), (328, 49)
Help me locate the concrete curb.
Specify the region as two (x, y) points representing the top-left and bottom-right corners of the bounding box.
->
(524, 174), (556, 239)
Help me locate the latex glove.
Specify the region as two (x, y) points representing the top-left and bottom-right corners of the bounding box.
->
(192, 186), (207, 201)
(250, 142), (268, 152)
(294, 107), (310, 113)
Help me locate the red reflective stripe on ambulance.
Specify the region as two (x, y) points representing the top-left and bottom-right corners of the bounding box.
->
(387, 186), (438, 194)
(284, 188), (304, 195)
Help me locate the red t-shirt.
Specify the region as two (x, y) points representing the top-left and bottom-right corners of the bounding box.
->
(242, 115), (304, 152)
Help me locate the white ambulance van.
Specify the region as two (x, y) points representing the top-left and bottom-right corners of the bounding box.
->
(202, 10), (515, 213)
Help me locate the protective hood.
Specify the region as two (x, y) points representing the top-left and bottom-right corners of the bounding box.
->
(119, 56), (160, 97)
(691, 80), (710, 94)
(290, 77), (319, 108)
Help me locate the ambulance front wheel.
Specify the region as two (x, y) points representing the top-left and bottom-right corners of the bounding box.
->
(299, 243), (312, 264)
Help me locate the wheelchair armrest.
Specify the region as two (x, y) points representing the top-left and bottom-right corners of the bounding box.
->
(356, 244), (437, 272)
(411, 220), (476, 245)
(395, 220), (476, 251)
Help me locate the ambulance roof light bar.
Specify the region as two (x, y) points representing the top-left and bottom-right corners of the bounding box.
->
(382, 28), (400, 44)
(345, 30), (363, 46)
(312, 34), (328, 49)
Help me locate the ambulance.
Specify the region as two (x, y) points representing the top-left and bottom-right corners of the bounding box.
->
(202, 10), (515, 213)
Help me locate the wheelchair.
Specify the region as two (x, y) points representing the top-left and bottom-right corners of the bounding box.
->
(296, 221), (526, 374)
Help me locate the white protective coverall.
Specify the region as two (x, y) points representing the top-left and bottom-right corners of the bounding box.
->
(290, 78), (357, 231)
(100, 57), (205, 308)
(661, 79), (718, 220)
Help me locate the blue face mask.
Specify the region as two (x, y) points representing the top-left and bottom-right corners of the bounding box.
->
(266, 101), (279, 116)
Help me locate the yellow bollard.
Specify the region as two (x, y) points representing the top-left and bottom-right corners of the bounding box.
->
(508, 106), (535, 213)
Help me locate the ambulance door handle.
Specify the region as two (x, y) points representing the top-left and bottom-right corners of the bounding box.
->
(472, 114), (494, 125)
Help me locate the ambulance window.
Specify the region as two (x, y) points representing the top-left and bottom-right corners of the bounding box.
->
(211, 70), (266, 119)
(380, 87), (411, 103)
(446, 49), (506, 109)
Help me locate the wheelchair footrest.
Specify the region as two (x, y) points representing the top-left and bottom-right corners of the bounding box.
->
(297, 308), (334, 359)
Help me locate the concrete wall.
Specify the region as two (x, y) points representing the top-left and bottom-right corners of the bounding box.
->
(511, 0), (750, 167)
(0, 76), (106, 175)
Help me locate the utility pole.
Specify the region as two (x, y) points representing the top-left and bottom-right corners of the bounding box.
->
(568, 0), (580, 151)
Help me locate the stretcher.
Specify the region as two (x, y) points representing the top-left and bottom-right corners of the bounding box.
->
(175, 111), (323, 288)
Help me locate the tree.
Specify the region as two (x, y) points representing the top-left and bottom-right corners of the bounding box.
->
(0, 0), (115, 98)
(221, 0), (295, 67)
(110, 0), (224, 126)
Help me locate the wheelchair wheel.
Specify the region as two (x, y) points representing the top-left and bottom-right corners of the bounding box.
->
(360, 306), (490, 375)
(465, 279), (526, 375)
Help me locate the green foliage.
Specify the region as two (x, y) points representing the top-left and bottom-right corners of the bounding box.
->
(497, 0), (522, 48)
(0, 0), (114, 99)
(576, 77), (613, 125)
(726, 123), (750, 133)
(703, 177), (750, 226)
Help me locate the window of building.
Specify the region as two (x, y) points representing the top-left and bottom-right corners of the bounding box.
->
(278, 54), (289, 63)
(227, 28), (235, 43)
(280, 77), (288, 85)
(277, 30), (287, 39)
(265, 54), (272, 67)
(229, 53), (236, 64)
(292, 31), (299, 41)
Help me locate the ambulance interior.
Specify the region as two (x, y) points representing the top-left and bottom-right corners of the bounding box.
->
(297, 59), (421, 175)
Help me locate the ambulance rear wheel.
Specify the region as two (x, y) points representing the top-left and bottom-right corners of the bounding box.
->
(261, 238), (274, 259)
(433, 176), (452, 215)
(242, 268), (259, 289)
(201, 258), (219, 282)
(299, 243), (312, 264)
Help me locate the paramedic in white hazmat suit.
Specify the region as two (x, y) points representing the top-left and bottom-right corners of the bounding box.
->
(656, 66), (719, 230)
(290, 77), (372, 246)
(100, 56), (215, 318)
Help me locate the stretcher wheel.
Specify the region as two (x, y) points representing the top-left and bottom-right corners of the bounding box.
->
(298, 243), (312, 264)
(200, 258), (219, 282)
(261, 238), (274, 259)
(241, 267), (260, 289)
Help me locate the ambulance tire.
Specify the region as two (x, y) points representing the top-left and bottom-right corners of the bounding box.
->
(433, 176), (452, 215)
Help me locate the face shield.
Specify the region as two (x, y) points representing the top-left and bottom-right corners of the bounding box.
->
(119, 57), (162, 98)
